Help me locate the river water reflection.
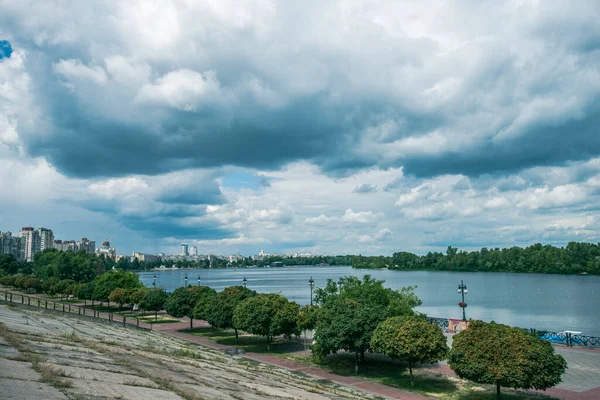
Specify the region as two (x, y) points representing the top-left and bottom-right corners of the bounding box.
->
(138, 266), (600, 336)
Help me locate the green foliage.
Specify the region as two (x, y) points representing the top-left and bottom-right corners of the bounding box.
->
(205, 286), (257, 331)
(54, 279), (76, 297)
(233, 293), (300, 348)
(91, 269), (143, 302)
(164, 287), (195, 319)
(190, 286), (217, 321)
(312, 275), (421, 368)
(297, 304), (319, 331)
(108, 288), (129, 307)
(127, 287), (147, 307)
(0, 254), (24, 275)
(139, 288), (168, 319)
(33, 249), (98, 282)
(353, 242), (600, 275)
(447, 320), (567, 398)
(42, 277), (59, 294)
(0, 275), (16, 287)
(371, 316), (448, 386)
(24, 277), (41, 292)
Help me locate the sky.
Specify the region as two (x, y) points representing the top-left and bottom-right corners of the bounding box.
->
(1, 0), (600, 257)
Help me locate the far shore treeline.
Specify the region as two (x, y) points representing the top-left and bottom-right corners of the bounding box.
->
(0, 241), (599, 280)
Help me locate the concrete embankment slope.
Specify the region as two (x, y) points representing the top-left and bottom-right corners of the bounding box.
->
(0, 304), (374, 400)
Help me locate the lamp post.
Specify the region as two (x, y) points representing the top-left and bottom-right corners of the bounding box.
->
(309, 276), (315, 306)
(153, 274), (156, 288)
(242, 276), (247, 288)
(197, 277), (201, 287)
(184, 274), (188, 288)
(458, 280), (468, 321)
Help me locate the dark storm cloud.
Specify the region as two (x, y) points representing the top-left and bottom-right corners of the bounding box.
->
(120, 215), (234, 239)
(156, 186), (225, 205)
(401, 111), (600, 178)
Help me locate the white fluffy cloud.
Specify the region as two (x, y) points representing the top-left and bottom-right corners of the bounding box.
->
(1, 1), (600, 255)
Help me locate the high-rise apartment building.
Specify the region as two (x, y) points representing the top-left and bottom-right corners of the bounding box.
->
(180, 243), (189, 256)
(77, 237), (96, 253)
(18, 227), (39, 262)
(190, 246), (198, 256)
(37, 228), (54, 252)
(0, 231), (20, 259)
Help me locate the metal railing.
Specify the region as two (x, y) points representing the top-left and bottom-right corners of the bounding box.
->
(427, 316), (600, 347)
(0, 290), (151, 332)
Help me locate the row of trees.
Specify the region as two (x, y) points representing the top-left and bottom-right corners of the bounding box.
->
(0, 269), (566, 399)
(353, 242), (600, 275)
(158, 275), (566, 399)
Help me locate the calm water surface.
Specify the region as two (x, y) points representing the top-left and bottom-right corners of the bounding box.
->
(138, 266), (600, 336)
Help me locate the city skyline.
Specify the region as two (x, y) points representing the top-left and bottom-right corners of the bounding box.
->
(1, 2), (600, 256)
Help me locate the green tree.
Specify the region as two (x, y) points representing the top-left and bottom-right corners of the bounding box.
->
(92, 269), (143, 307)
(204, 286), (257, 342)
(42, 277), (59, 295)
(24, 277), (41, 293)
(54, 279), (76, 299)
(127, 288), (147, 313)
(139, 288), (169, 321)
(164, 286), (205, 329)
(233, 293), (300, 350)
(108, 288), (128, 309)
(371, 316), (448, 387)
(191, 286), (217, 324)
(447, 320), (567, 400)
(313, 275), (421, 366)
(297, 304), (319, 332)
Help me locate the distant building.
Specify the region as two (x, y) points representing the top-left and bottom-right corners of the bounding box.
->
(131, 251), (159, 263)
(18, 227), (39, 262)
(0, 231), (21, 260)
(37, 228), (54, 253)
(180, 243), (189, 256)
(77, 237), (96, 253)
(53, 240), (78, 252)
(96, 238), (117, 261)
(190, 246), (198, 256)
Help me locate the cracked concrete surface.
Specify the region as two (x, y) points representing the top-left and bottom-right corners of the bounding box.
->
(0, 304), (374, 400)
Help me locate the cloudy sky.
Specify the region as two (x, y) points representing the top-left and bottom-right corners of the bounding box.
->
(1, 0), (599, 256)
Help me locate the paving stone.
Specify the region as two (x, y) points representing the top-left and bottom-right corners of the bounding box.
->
(0, 377), (68, 400)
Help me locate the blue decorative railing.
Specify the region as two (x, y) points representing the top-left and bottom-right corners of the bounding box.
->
(427, 316), (600, 347)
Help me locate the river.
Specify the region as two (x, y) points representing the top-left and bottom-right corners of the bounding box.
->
(138, 266), (600, 336)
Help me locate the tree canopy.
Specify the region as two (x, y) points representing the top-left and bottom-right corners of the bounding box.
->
(447, 320), (567, 399)
(233, 293), (300, 350)
(140, 288), (169, 321)
(312, 275), (422, 369)
(371, 316), (448, 387)
(353, 242), (600, 275)
(205, 286), (257, 343)
(92, 269), (143, 303)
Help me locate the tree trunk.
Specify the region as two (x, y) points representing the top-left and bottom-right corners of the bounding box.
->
(409, 361), (414, 387)
(355, 352), (359, 376)
(107, 300), (110, 309)
(211, 325), (214, 336)
(155, 310), (158, 322)
(267, 336), (271, 351)
(496, 382), (501, 400)
(360, 349), (365, 362)
(189, 317), (193, 330)
(235, 329), (239, 345)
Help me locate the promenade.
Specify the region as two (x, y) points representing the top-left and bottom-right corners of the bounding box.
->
(2, 288), (599, 400)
